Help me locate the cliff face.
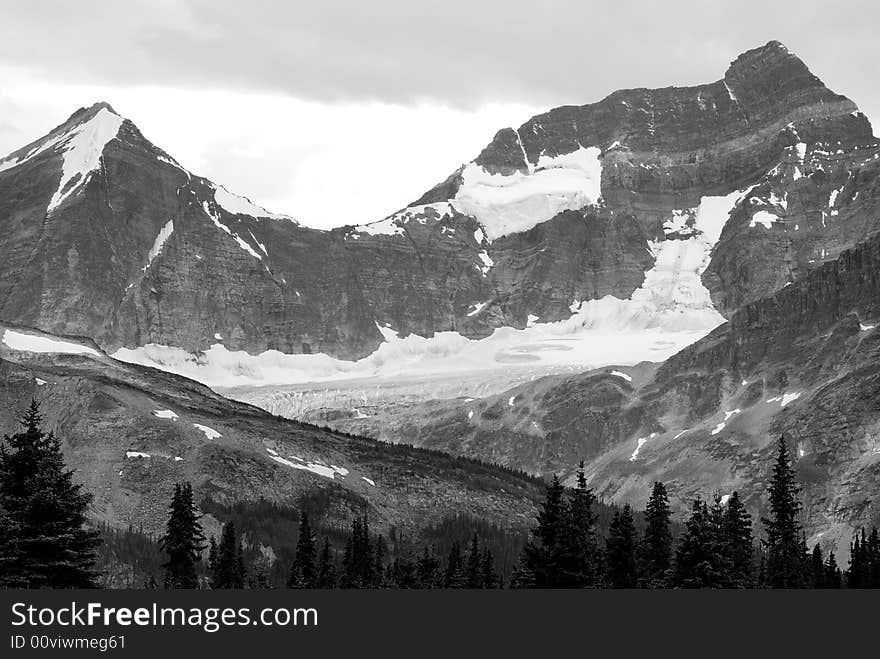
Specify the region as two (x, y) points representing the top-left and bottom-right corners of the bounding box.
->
(314, 221), (880, 552)
(0, 42), (876, 362)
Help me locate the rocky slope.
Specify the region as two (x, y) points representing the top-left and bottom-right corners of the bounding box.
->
(1, 42), (876, 377)
(0, 323), (541, 537)
(307, 223), (880, 553)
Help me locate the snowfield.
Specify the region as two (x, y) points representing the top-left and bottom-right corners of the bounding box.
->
(452, 146), (602, 240)
(112, 186), (749, 418)
(2, 329), (99, 356)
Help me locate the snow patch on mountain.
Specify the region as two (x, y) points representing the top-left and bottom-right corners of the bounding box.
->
(201, 201), (264, 260)
(48, 108), (124, 213)
(2, 329), (99, 356)
(452, 146), (602, 240)
(213, 185), (294, 221)
(143, 220), (174, 271)
(193, 423), (221, 440)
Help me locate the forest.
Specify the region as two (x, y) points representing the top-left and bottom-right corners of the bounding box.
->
(1, 400), (878, 589)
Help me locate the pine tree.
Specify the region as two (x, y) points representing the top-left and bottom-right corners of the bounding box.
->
(341, 516), (373, 588)
(824, 550), (841, 589)
(481, 548), (497, 589)
(672, 499), (725, 588)
(248, 553), (272, 589)
(0, 400), (101, 587)
(762, 437), (806, 588)
(288, 510), (317, 588)
(605, 504), (638, 588)
(316, 538), (337, 588)
(159, 482), (206, 589)
(212, 522), (245, 588)
(465, 534), (482, 588)
(207, 536), (218, 578)
(520, 475), (566, 587)
(810, 544), (824, 589)
(444, 541), (465, 588)
(640, 481), (672, 588)
(721, 492), (754, 588)
(866, 527), (880, 588)
(416, 545), (441, 588)
(373, 535), (387, 588)
(559, 463), (600, 587)
(847, 529), (867, 588)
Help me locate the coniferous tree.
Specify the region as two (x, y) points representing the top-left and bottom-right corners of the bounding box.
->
(520, 475), (566, 587)
(672, 499), (725, 588)
(762, 437), (806, 588)
(444, 541), (465, 588)
(847, 529), (867, 588)
(824, 550), (841, 589)
(159, 482), (206, 589)
(481, 548), (497, 589)
(212, 522), (245, 588)
(604, 504), (638, 588)
(207, 536), (218, 578)
(721, 492), (754, 588)
(640, 481), (672, 588)
(810, 544), (824, 589)
(248, 554), (272, 589)
(416, 545), (441, 588)
(288, 510), (317, 588)
(465, 534), (482, 588)
(374, 535), (388, 588)
(559, 463), (600, 588)
(316, 538), (337, 588)
(866, 527), (880, 588)
(0, 400), (101, 587)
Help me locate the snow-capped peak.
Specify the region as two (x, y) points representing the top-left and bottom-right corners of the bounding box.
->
(0, 102), (124, 213)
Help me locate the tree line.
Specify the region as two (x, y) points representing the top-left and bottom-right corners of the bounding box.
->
(1, 401), (879, 589)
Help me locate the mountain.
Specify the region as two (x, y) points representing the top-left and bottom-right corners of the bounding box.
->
(1, 42), (876, 396)
(0, 323), (541, 538)
(295, 222), (880, 553)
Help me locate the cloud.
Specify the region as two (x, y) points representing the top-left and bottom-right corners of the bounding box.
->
(2, 0), (878, 113)
(1, 1), (878, 229)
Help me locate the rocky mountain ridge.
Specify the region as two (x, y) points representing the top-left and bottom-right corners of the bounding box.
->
(1, 42), (876, 375)
(0, 322), (541, 537)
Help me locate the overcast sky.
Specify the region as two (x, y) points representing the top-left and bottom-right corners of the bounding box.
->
(1, 0), (877, 228)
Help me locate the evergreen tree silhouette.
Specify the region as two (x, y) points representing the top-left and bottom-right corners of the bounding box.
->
(465, 533), (482, 588)
(721, 492), (753, 588)
(288, 510), (316, 587)
(559, 462), (600, 587)
(416, 545), (441, 588)
(605, 504), (637, 588)
(640, 481), (672, 588)
(824, 550), (841, 589)
(810, 544), (824, 589)
(672, 499), (725, 588)
(212, 522), (245, 588)
(444, 541), (465, 588)
(159, 482), (206, 589)
(316, 538), (337, 588)
(481, 548), (497, 589)
(762, 437), (806, 588)
(0, 400), (100, 588)
(520, 475), (566, 587)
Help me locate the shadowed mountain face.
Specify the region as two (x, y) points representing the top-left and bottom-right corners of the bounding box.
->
(0, 42), (876, 366)
(0, 323), (541, 537)
(302, 223), (880, 554)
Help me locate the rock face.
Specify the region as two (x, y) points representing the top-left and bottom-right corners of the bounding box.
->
(318, 220), (880, 553)
(0, 42), (876, 363)
(0, 322), (541, 536)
